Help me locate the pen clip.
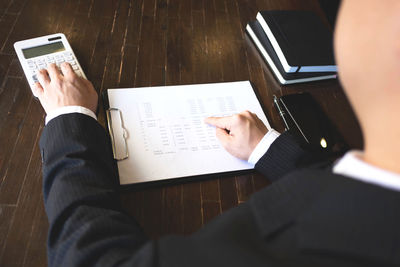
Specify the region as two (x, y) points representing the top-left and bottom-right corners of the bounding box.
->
(273, 95), (290, 131)
(278, 99), (310, 144)
(106, 108), (129, 161)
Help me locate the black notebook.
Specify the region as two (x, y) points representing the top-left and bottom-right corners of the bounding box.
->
(256, 10), (336, 73)
(246, 20), (336, 84)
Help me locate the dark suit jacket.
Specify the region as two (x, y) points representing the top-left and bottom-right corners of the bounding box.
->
(40, 113), (400, 267)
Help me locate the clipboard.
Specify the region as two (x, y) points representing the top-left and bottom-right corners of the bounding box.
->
(102, 81), (271, 186)
(106, 108), (129, 161)
(103, 93), (129, 161)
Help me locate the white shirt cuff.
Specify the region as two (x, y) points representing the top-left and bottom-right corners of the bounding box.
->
(45, 106), (97, 125)
(248, 129), (280, 165)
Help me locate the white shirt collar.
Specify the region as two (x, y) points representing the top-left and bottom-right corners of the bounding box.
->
(333, 150), (400, 192)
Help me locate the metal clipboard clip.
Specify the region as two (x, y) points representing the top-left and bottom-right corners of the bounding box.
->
(106, 108), (129, 161)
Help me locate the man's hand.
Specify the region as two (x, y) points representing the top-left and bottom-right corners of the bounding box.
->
(33, 63), (98, 114)
(204, 111), (268, 161)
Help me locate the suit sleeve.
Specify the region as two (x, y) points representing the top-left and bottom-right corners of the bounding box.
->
(40, 113), (157, 267)
(255, 131), (321, 182)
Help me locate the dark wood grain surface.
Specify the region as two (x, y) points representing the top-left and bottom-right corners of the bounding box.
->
(0, 0), (362, 266)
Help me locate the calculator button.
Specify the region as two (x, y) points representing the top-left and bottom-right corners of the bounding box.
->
(32, 75), (38, 82)
(72, 65), (79, 70)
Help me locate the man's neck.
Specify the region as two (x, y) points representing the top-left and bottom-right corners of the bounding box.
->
(363, 135), (400, 174)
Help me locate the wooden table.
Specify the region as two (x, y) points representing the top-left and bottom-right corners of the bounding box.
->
(0, 0), (362, 266)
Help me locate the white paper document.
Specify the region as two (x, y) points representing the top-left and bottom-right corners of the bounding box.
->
(106, 81), (271, 185)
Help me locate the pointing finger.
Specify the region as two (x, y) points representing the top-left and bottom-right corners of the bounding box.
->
(60, 62), (75, 79)
(204, 116), (232, 131)
(47, 63), (62, 81)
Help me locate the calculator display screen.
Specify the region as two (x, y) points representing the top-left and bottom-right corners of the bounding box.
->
(22, 41), (65, 59)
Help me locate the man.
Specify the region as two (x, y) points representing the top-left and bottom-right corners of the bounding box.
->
(35, 1), (400, 266)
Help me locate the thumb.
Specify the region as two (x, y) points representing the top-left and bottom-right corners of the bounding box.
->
(215, 127), (232, 149)
(32, 82), (44, 99)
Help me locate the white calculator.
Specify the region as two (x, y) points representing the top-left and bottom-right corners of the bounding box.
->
(14, 33), (86, 96)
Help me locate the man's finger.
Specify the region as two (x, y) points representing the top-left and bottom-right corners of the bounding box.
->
(215, 127), (232, 148)
(32, 82), (44, 98)
(47, 63), (62, 81)
(60, 62), (75, 79)
(204, 116), (232, 131)
(37, 69), (51, 87)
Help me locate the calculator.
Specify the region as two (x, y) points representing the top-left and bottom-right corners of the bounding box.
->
(14, 33), (86, 97)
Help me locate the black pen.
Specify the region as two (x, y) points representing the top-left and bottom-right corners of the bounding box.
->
(273, 95), (290, 130)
